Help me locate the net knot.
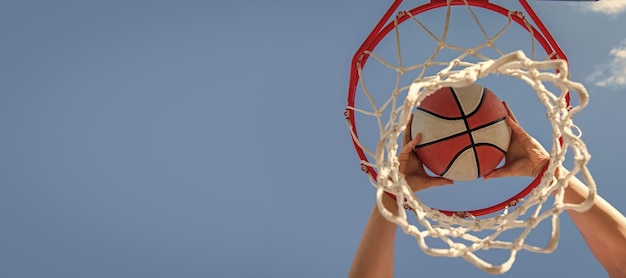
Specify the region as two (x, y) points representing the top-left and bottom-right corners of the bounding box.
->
(347, 1), (595, 273)
(513, 239), (524, 251)
(472, 220), (482, 231)
(511, 10), (525, 20)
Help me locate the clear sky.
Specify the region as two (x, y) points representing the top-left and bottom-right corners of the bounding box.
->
(1, 0), (625, 277)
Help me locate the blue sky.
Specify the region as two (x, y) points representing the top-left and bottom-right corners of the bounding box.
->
(1, 0), (625, 277)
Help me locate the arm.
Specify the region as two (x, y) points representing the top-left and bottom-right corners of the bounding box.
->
(349, 121), (452, 278)
(347, 194), (398, 278)
(485, 105), (626, 277)
(562, 175), (626, 278)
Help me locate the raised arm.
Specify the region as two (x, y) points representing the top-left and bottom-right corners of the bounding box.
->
(347, 193), (399, 278)
(485, 104), (626, 277)
(562, 172), (626, 277)
(348, 119), (452, 278)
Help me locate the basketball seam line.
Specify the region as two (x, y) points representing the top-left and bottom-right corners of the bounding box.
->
(414, 87), (487, 120)
(438, 143), (507, 178)
(463, 87), (487, 117)
(439, 144), (475, 177)
(451, 87), (481, 178)
(414, 117), (507, 148)
(414, 107), (463, 120)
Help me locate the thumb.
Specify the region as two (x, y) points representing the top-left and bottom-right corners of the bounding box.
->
(483, 167), (510, 180)
(427, 176), (454, 186)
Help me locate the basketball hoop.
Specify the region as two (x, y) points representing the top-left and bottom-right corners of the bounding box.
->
(345, 0), (596, 274)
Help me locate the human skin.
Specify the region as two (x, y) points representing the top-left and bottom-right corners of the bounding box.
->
(348, 103), (626, 278)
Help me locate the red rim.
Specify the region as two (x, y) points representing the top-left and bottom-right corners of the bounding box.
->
(346, 0), (568, 217)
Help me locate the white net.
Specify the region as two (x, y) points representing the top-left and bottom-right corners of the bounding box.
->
(346, 0), (596, 274)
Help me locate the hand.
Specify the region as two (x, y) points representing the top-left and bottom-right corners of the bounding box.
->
(398, 117), (454, 192)
(484, 102), (550, 180)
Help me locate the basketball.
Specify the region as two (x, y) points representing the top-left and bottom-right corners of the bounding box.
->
(410, 84), (511, 181)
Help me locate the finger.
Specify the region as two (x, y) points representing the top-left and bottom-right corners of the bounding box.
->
(483, 166), (510, 180)
(403, 114), (414, 145)
(505, 116), (526, 136)
(399, 133), (420, 157)
(502, 101), (518, 123)
(406, 133), (421, 150)
(428, 176), (454, 186)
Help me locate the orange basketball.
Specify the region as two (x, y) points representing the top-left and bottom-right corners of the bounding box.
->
(410, 84), (511, 181)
